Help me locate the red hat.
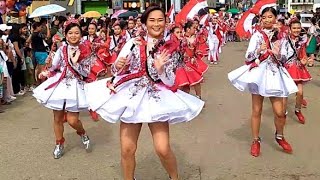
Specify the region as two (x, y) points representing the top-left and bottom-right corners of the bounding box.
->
(90, 19), (97, 25)
(112, 20), (120, 27)
(64, 18), (79, 29)
(193, 15), (200, 22)
(171, 23), (183, 32)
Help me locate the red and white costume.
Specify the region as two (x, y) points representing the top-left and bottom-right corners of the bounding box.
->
(84, 36), (204, 124)
(175, 34), (208, 87)
(281, 35), (312, 82)
(208, 22), (220, 63)
(33, 41), (96, 112)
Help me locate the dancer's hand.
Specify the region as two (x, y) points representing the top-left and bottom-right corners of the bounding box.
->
(191, 58), (196, 64)
(255, 59), (260, 65)
(38, 71), (50, 79)
(267, 40), (280, 56)
(258, 42), (267, 54)
(115, 57), (127, 70)
(306, 57), (313, 65)
(301, 57), (308, 65)
(154, 50), (170, 75)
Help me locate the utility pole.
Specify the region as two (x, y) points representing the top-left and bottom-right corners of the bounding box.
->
(140, 0), (145, 12)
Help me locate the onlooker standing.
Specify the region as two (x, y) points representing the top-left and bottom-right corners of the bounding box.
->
(0, 25), (16, 102)
(31, 22), (49, 85)
(306, 17), (318, 67)
(0, 63), (4, 113)
(9, 24), (25, 95)
(0, 38), (10, 106)
(24, 47), (35, 91)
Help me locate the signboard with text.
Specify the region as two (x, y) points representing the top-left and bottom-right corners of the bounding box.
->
(113, 0), (123, 9)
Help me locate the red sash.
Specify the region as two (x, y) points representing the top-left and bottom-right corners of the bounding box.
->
(245, 30), (273, 70)
(107, 40), (177, 94)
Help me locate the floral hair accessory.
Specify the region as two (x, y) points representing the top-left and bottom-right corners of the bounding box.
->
(128, 16), (134, 20)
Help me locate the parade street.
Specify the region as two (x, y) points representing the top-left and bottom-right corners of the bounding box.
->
(1, 41), (320, 180)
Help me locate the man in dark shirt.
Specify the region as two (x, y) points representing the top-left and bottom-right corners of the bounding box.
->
(31, 22), (49, 85)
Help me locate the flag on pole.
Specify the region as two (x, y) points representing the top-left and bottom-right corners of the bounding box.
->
(167, 3), (175, 23)
(175, 0), (208, 24)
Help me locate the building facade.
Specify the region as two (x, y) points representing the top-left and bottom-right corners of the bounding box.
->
(288, 0), (314, 12)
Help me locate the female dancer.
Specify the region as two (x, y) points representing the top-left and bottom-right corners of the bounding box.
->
(126, 16), (136, 39)
(85, 6), (204, 179)
(179, 20), (208, 99)
(84, 21), (99, 43)
(281, 19), (311, 124)
(228, 7), (298, 157)
(208, 16), (220, 64)
(196, 23), (209, 62)
(33, 21), (93, 159)
(110, 21), (127, 64)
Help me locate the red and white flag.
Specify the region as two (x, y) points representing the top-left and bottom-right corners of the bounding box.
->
(235, 0), (276, 38)
(235, 10), (256, 38)
(199, 14), (209, 26)
(175, 0), (208, 24)
(167, 3), (175, 23)
(251, 0), (277, 14)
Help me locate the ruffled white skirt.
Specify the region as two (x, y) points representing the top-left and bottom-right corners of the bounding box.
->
(227, 61), (298, 97)
(84, 77), (204, 124)
(33, 73), (88, 112)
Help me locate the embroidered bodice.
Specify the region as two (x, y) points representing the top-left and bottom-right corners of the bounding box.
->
(111, 37), (179, 87)
(281, 35), (307, 64)
(50, 44), (93, 80)
(245, 29), (282, 63)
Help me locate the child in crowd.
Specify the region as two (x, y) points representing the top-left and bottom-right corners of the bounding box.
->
(0, 64), (4, 113)
(24, 48), (35, 91)
(45, 42), (58, 68)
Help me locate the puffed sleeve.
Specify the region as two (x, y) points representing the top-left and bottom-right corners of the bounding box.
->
(158, 52), (179, 87)
(49, 47), (62, 71)
(245, 32), (262, 62)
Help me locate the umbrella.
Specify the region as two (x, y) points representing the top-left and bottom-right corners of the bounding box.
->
(118, 11), (138, 19)
(227, 8), (240, 14)
(29, 4), (66, 18)
(111, 10), (128, 19)
(289, 9), (295, 15)
(209, 9), (217, 14)
(82, 11), (101, 18)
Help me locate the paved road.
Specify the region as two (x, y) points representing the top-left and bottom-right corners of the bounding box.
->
(1, 42), (320, 180)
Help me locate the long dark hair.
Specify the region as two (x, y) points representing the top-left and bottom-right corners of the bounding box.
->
(184, 20), (193, 32)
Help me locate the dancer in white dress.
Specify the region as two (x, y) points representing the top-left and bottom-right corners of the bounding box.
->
(33, 21), (93, 159)
(228, 7), (298, 157)
(208, 16), (220, 64)
(85, 6), (204, 180)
